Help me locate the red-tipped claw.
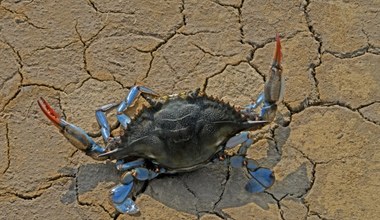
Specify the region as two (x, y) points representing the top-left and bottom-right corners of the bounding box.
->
(259, 34), (285, 121)
(273, 33), (282, 67)
(37, 97), (63, 128)
(37, 97), (105, 157)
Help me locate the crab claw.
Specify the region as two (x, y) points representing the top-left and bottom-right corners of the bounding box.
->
(37, 97), (62, 128)
(37, 97), (105, 158)
(260, 34), (284, 121)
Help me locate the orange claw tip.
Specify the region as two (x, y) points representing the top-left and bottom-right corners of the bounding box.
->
(37, 97), (61, 126)
(273, 33), (282, 66)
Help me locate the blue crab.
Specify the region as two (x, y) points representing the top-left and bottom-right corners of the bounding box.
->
(38, 35), (284, 214)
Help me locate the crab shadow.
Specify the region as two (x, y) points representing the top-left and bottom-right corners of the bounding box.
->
(145, 160), (310, 215)
(58, 125), (311, 216)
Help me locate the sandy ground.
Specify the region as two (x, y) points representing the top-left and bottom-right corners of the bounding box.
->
(0, 0), (379, 219)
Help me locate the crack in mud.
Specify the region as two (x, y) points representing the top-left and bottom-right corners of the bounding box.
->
(180, 0), (187, 26)
(0, 40), (24, 111)
(33, 41), (80, 52)
(323, 28), (377, 59)
(0, 4), (46, 29)
(192, 43), (239, 58)
(141, 52), (154, 81)
(202, 60), (247, 92)
(86, 0), (98, 12)
(182, 180), (199, 218)
(213, 0), (245, 44)
(285, 98), (380, 127)
(2, 174), (74, 201)
(1, 89), (21, 112)
(85, 0), (135, 16)
(21, 83), (65, 92)
(237, 2), (245, 44)
(71, 166), (114, 218)
(3, 191), (44, 200)
(75, 21), (108, 85)
(3, 123), (10, 174)
(358, 101), (380, 125)
(302, 0), (322, 105)
(290, 146), (316, 197)
(211, 164), (230, 219)
(265, 191), (288, 220)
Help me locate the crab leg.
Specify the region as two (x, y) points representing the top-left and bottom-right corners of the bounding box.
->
(110, 160), (162, 214)
(37, 98), (106, 160)
(244, 34), (284, 122)
(95, 102), (119, 143)
(93, 86), (159, 144)
(225, 133), (275, 193)
(116, 86), (159, 128)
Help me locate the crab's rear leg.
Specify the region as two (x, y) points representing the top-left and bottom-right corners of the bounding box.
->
(226, 132), (275, 192)
(243, 34), (284, 122)
(110, 159), (163, 214)
(37, 98), (106, 160)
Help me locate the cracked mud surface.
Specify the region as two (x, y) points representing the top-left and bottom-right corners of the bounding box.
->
(0, 0), (379, 219)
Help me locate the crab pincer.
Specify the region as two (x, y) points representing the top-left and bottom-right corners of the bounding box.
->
(37, 97), (106, 159)
(260, 33), (284, 120)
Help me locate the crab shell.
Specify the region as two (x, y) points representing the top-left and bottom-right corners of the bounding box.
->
(103, 91), (264, 172)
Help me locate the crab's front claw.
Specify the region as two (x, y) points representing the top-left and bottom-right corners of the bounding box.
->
(38, 97), (105, 159)
(260, 34), (284, 121)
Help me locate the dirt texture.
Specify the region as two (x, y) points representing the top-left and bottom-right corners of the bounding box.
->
(0, 0), (379, 219)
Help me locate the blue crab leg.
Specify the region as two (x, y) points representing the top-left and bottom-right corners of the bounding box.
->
(243, 92), (264, 111)
(110, 182), (138, 214)
(225, 132), (275, 193)
(117, 86), (159, 128)
(95, 102), (119, 143)
(226, 132), (249, 149)
(116, 158), (145, 171)
(243, 34), (284, 122)
(37, 98), (106, 160)
(94, 86), (158, 143)
(110, 160), (162, 214)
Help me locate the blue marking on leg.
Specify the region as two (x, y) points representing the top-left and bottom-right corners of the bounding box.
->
(116, 86), (158, 129)
(95, 111), (110, 137)
(114, 198), (139, 214)
(243, 92), (264, 113)
(95, 103), (119, 143)
(138, 86), (159, 96)
(88, 144), (106, 154)
(111, 158), (163, 214)
(226, 132), (249, 149)
(120, 172), (134, 185)
(125, 86), (140, 106)
(134, 168), (150, 181)
(110, 182), (139, 214)
(117, 100), (128, 113)
(117, 114), (131, 129)
(116, 159), (145, 171)
(110, 182), (134, 204)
